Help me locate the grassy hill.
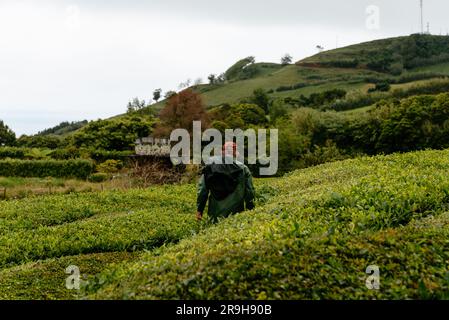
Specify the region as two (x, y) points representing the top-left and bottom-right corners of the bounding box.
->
(298, 34), (449, 71)
(196, 65), (374, 106)
(24, 34), (449, 135)
(142, 34), (449, 114)
(1, 149), (448, 299)
(36, 121), (88, 137)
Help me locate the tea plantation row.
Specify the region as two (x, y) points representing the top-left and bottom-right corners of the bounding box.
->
(85, 149), (449, 299)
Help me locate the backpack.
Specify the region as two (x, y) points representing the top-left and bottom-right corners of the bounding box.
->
(203, 160), (243, 201)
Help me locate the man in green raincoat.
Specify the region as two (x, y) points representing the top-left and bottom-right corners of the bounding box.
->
(196, 142), (255, 222)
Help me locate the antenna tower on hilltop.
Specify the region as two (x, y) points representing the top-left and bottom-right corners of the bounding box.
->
(420, 0), (424, 34)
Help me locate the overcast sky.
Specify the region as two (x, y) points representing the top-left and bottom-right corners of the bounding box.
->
(1, 0), (449, 135)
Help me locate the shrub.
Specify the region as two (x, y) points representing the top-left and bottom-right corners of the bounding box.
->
(321, 93), (449, 154)
(73, 116), (154, 151)
(211, 120), (228, 133)
(48, 147), (82, 160)
(88, 173), (109, 183)
(0, 120), (16, 146)
(368, 82), (391, 93)
(89, 150), (133, 163)
(96, 160), (123, 174)
(224, 56), (256, 80)
(211, 103), (268, 129)
(16, 134), (66, 149)
(247, 88), (270, 114)
(0, 147), (26, 159)
(299, 89), (347, 108)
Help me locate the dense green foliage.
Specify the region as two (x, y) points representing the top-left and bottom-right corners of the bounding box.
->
(210, 103), (268, 130)
(0, 120), (16, 146)
(0, 159), (95, 179)
(0, 185), (202, 298)
(0, 147), (27, 159)
(274, 92), (449, 174)
(298, 89), (347, 108)
(224, 56), (256, 81)
(247, 88), (270, 113)
(73, 116), (154, 151)
(327, 93), (449, 154)
(16, 134), (66, 149)
(368, 82), (391, 93)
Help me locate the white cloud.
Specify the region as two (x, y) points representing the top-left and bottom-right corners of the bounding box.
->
(65, 4), (81, 31)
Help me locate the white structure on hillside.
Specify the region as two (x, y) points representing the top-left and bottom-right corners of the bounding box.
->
(135, 136), (171, 157)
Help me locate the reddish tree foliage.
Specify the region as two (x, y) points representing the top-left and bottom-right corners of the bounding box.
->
(154, 89), (209, 137)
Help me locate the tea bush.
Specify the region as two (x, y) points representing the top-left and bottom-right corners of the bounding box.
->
(0, 185), (197, 234)
(2, 149), (448, 299)
(0, 147), (27, 159)
(0, 185), (201, 268)
(84, 149), (449, 299)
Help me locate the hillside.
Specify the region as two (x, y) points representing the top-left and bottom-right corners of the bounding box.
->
(36, 121), (88, 137)
(140, 34), (449, 113)
(298, 34), (449, 72)
(20, 34), (449, 137)
(1, 149), (448, 299)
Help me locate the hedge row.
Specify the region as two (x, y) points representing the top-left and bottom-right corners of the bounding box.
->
(48, 149), (133, 163)
(0, 147), (133, 164)
(85, 149), (449, 300)
(0, 159), (95, 179)
(88, 150), (133, 163)
(0, 147), (27, 159)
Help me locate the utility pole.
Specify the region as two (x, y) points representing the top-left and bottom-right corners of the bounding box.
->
(420, 0), (424, 34)
(427, 22), (430, 34)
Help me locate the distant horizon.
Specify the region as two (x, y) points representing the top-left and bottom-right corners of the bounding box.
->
(1, 0), (448, 136)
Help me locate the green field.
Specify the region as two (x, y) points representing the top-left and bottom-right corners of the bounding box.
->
(196, 65), (374, 107)
(1, 149), (448, 299)
(132, 64), (378, 111)
(298, 36), (408, 66)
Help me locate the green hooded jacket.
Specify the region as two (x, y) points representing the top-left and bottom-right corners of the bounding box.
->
(197, 156), (255, 222)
